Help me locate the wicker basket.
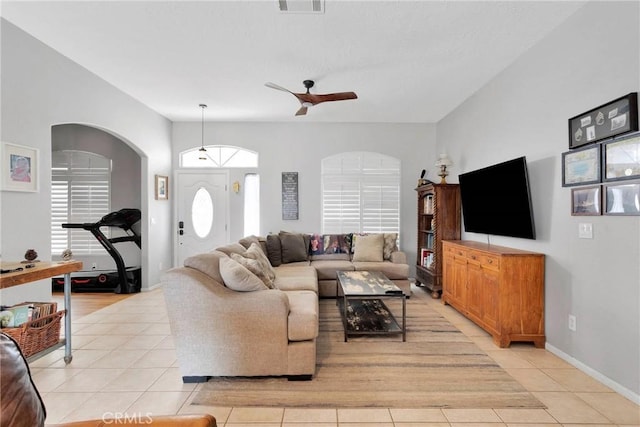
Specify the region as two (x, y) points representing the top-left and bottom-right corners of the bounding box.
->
(2, 309), (65, 357)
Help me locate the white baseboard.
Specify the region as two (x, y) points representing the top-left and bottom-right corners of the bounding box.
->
(545, 343), (640, 405)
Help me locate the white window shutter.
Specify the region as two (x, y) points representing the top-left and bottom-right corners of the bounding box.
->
(322, 152), (400, 238)
(51, 151), (111, 255)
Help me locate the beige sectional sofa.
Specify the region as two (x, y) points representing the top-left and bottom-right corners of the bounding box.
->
(162, 232), (410, 383)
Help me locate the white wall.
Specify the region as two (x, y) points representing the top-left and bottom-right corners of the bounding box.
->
(437, 1), (639, 399)
(0, 20), (173, 303)
(172, 121), (436, 265)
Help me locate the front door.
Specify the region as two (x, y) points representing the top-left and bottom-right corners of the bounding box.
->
(175, 170), (229, 266)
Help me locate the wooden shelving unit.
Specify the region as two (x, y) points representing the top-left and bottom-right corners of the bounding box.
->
(415, 183), (461, 298)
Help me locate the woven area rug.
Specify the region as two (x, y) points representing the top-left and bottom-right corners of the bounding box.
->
(191, 297), (545, 409)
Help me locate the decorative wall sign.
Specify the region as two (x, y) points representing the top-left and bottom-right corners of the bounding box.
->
(571, 185), (601, 216)
(1, 142), (39, 192)
(568, 92), (638, 149)
(602, 132), (640, 182)
(562, 144), (601, 187)
(282, 172), (299, 220)
(604, 181), (640, 215)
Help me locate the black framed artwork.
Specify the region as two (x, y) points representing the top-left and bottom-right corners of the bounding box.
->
(568, 92), (638, 149)
(602, 131), (640, 182)
(562, 144), (601, 187)
(571, 185), (601, 216)
(604, 181), (640, 215)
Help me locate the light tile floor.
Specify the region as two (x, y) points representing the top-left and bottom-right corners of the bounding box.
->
(31, 285), (639, 426)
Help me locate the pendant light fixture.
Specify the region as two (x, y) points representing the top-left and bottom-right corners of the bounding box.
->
(198, 103), (207, 160)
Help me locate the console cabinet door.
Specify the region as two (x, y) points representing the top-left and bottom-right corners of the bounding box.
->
(478, 266), (497, 331)
(450, 255), (467, 307)
(466, 260), (483, 322)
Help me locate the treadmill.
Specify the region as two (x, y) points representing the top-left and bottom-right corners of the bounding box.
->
(59, 208), (142, 294)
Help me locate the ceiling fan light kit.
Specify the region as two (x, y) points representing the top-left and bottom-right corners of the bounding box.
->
(265, 79), (357, 116)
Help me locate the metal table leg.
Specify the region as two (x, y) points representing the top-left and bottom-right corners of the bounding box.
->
(63, 272), (72, 364)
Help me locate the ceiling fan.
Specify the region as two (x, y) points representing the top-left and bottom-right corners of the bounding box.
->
(265, 80), (358, 116)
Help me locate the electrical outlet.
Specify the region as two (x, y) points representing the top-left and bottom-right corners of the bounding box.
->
(568, 314), (577, 331)
(91, 262), (97, 270)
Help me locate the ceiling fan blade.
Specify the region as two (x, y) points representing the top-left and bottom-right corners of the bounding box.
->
(300, 92), (358, 105)
(295, 106), (308, 116)
(265, 82), (293, 93)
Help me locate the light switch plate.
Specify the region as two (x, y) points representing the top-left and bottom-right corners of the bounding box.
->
(578, 223), (593, 239)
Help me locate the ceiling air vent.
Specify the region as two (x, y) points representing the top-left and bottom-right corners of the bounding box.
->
(278, 0), (324, 14)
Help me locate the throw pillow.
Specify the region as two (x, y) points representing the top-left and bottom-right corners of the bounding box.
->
(322, 234), (351, 254)
(350, 233), (368, 254)
(352, 233), (384, 262)
(383, 233), (398, 260)
(245, 242), (277, 282)
(279, 231), (309, 263)
(309, 233), (324, 255)
(230, 253), (274, 289)
(219, 257), (268, 292)
(266, 234), (282, 267)
(238, 235), (260, 249)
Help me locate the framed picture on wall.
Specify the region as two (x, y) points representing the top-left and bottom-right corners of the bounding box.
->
(602, 132), (640, 182)
(1, 142), (39, 192)
(571, 185), (601, 216)
(568, 92), (638, 149)
(155, 175), (168, 200)
(562, 144), (601, 187)
(604, 181), (640, 215)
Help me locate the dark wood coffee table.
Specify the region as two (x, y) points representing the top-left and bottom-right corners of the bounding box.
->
(336, 270), (406, 342)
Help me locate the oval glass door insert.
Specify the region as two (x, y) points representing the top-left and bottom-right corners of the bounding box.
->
(192, 187), (214, 238)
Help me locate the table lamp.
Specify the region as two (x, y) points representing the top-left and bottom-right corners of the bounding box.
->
(435, 153), (453, 184)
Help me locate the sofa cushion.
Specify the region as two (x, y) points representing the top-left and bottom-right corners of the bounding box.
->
(285, 290), (319, 341)
(230, 253), (275, 289)
(383, 233), (398, 260)
(183, 251), (227, 284)
(279, 232), (309, 263)
(352, 261), (410, 280)
(266, 234), (283, 267)
(309, 253), (351, 262)
(352, 233), (384, 262)
(219, 257), (268, 292)
(311, 259), (356, 280)
(215, 243), (247, 256)
(273, 265), (318, 293)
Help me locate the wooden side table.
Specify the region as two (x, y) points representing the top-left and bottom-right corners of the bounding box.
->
(1, 260), (83, 363)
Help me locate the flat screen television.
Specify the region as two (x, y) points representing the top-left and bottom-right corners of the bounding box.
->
(458, 156), (536, 240)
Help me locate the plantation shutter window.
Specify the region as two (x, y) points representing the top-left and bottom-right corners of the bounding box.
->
(51, 151), (112, 255)
(321, 152), (400, 236)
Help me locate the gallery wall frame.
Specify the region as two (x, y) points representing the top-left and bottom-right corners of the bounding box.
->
(604, 181), (640, 215)
(1, 142), (39, 192)
(562, 144), (601, 187)
(155, 175), (168, 200)
(602, 131), (640, 182)
(571, 185), (601, 216)
(568, 92), (638, 149)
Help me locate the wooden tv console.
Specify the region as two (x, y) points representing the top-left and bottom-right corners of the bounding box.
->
(442, 240), (545, 348)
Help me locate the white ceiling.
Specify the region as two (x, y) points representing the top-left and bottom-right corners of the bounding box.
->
(1, 0), (586, 123)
